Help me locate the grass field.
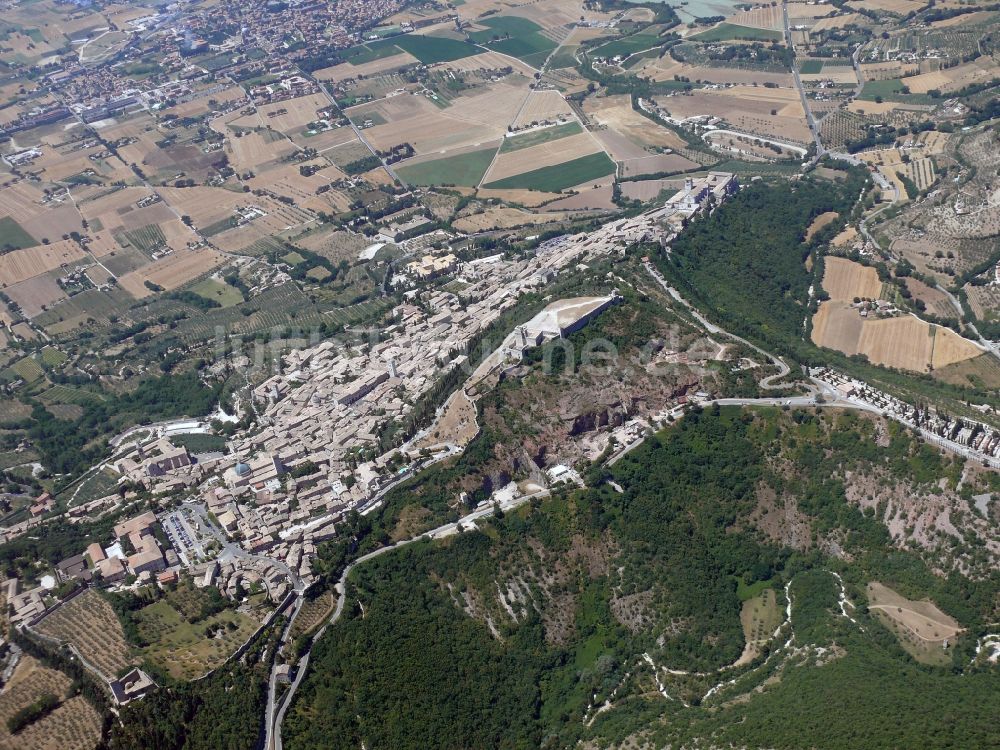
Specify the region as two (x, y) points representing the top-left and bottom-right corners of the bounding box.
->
(0, 215), (37, 249)
(591, 33), (665, 59)
(137, 596), (258, 679)
(170, 433), (227, 453)
(501, 122), (583, 153)
(468, 16), (557, 65)
(60, 466), (121, 507)
(483, 151), (616, 191)
(188, 277), (244, 307)
(857, 78), (937, 104)
(691, 23), (783, 42)
(799, 59), (824, 74)
(867, 581), (962, 666)
(397, 147), (497, 186)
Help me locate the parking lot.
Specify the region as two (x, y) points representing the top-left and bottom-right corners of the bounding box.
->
(162, 510), (206, 565)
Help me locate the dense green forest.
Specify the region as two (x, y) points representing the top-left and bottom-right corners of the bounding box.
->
(101, 617), (279, 750)
(284, 407), (1000, 750)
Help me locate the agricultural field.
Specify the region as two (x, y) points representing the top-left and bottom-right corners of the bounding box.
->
(484, 132), (605, 183)
(368, 34), (483, 65)
(0, 655), (101, 750)
(737, 587), (782, 665)
(188, 277), (245, 308)
(812, 302), (985, 375)
(0, 240), (88, 289)
(34, 590), (135, 680)
(500, 122), (583, 152)
(866, 582), (962, 666)
(691, 23), (783, 43)
(821, 257), (883, 300)
(482, 151), (616, 192)
(467, 16), (558, 66)
(289, 590), (336, 639)
(117, 247), (226, 299)
(397, 148), (498, 187)
(0, 216), (37, 250)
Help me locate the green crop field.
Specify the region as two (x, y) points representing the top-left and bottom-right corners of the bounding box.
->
(342, 42), (405, 65)
(857, 78), (937, 104)
(468, 16), (557, 65)
(188, 277), (244, 307)
(0, 216), (37, 249)
(500, 122), (583, 153)
(40, 383), (107, 405)
(8, 355), (44, 383)
(591, 33), (664, 59)
(368, 34), (482, 64)
(799, 59), (823, 74)
(39, 346), (68, 367)
(120, 223), (166, 253)
(691, 23), (783, 42)
(397, 147), (497, 186)
(483, 151), (616, 192)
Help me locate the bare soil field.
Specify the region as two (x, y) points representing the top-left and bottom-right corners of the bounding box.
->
(620, 178), (685, 202)
(157, 186), (244, 227)
(620, 153), (699, 177)
(861, 61), (919, 82)
(360, 83), (525, 155)
(728, 4), (783, 29)
(544, 184), (616, 210)
(34, 589), (134, 680)
(0, 182), (47, 224)
(77, 187), (157, 233)
(476, 188), (563, 206)
(453, 207), (568, 231)
(5, 274), (67, 317)
(118, 246), (226, 298)
(228, 130), (298, 174)
(858, 314), (937, 371)
(415, 388), (480, 450)
(805, 211), (841, 242)
(846, 0), (924, 13)
(866, 581), (962, 665)
(903, 59), (1000, 94)
(484, 132), (603, 182)
(513, 90), (575, 128)
(640, 57), (794, 87)
(0, 239), (87, 287)
(931, 326), (984, 369)
(583, 95), (686, 150)
(257, 93), (331, 134)
(659, 87), (812, 143)
(904, 277), (954, 318)
(315, 51), (421, 82)
(811, 301), (864, 355)
(810, 12), (865, 31)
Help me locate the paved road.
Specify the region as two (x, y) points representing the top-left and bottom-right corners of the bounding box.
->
(310, 76), (403, 185)
(783, 0), (824, 164)
(643, 261), (792, 389)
